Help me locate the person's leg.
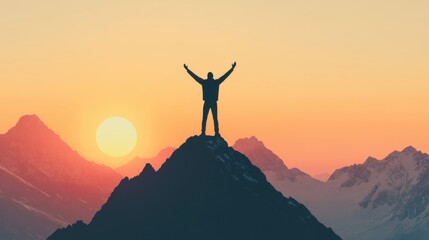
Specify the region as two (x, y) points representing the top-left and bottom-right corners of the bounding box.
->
(211, 101), (220, 136)
(201, 101), (210, 136)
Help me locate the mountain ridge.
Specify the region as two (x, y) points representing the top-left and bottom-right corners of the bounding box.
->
(49, 136), (341, 240)
(116, 146), (175, 177)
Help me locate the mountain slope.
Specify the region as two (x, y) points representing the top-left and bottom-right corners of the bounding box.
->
(49, 136), (341, 240)
(233, 137), (327, 209)
(0, 115), (122, 240)
(116, 147), (175, 177)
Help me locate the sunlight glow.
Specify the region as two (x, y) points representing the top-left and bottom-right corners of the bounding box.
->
(96, 117), (137, 157)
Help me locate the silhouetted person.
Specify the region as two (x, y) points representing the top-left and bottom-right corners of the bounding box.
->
(184, 62), (236, 137)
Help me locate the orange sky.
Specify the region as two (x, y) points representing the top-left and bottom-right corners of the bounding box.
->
(1, 1), (429, 176)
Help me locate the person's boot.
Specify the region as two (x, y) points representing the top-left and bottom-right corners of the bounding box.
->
(215, 132), (221, 137)
(200, 131), (206, 137)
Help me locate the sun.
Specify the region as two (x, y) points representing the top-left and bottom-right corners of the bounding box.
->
(96, 117), (137, 157)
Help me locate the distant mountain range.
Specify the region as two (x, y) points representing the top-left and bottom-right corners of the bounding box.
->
(325, 146), (429, 240)
(49, 136), (340, 240)
(0, 115), (122, 240)
(234, 136), (429, 240)
(2, 114), (428, 240)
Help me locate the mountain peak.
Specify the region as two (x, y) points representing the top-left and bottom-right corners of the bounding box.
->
(6, 114), (54, 138)
(402, 145), (418, 154)
(363, 156), (379, 165)
(0, 114), (122, 239)
(139, 163), (155, 177)
(15, 114), (48, 130)
(233, 136), (293, 173)
(234, 136), (265, 151)
(385, 146), (422, 161)
(49, 135), (340, 240)
(4, 114), (64, 149)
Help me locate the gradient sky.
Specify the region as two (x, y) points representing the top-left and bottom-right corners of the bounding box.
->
(1, 1), (428, 176)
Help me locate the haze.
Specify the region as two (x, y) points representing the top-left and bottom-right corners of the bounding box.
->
(1, 1), (428, 176)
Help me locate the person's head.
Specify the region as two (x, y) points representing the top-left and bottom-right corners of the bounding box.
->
(207, 72), (214, 80)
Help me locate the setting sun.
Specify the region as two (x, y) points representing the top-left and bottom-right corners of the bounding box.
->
(96, 117), (137, 157)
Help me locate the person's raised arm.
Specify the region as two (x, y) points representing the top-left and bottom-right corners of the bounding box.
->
(184, 64), (203, 84)
(217, 62), (236, 84)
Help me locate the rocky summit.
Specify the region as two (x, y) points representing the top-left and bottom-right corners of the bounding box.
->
(49, 136), (341, 240)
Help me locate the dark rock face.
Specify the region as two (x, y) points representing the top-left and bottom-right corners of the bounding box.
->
(49, 136), (341, 240)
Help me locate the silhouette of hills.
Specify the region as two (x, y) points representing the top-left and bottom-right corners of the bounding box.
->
(116, 147), (175, 177)
(49, 136), (341, 240)
(0, 115), (122, 240)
